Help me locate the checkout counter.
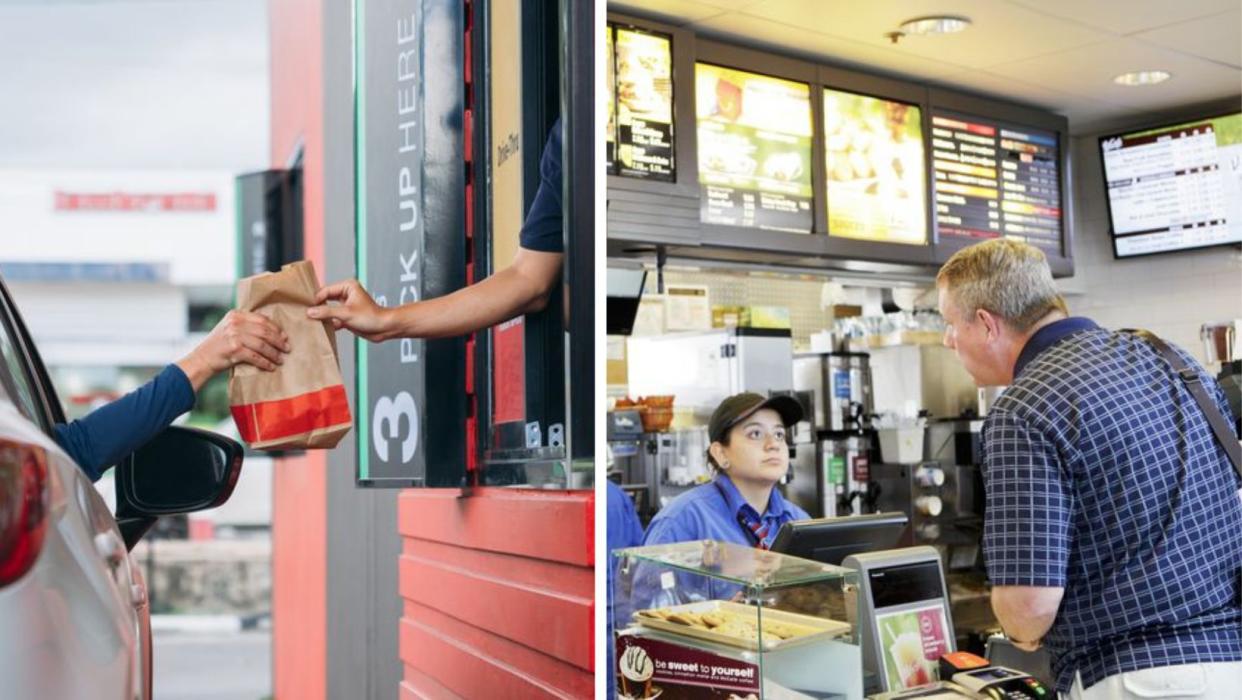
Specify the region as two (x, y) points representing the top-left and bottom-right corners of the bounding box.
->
(613, 522), (1053, 699)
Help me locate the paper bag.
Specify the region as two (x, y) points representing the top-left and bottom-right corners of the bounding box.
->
(228, 261), (352, 450)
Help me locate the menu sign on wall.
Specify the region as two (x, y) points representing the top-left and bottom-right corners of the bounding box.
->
(824, 88), (927, 245)
(613, 25), (674, 181)
(931, 112), (1061, 253)
(1100, 113), (1242, 257)
(606, 25), (616, 173)
(696, 63), (813, 233)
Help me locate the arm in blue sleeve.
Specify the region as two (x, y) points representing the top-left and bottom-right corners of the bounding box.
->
(53, 364), (196, 482)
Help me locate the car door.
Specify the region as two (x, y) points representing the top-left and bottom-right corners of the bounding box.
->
(0, 275), (146, 700)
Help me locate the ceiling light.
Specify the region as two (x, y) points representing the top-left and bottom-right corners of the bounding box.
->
(1113, 70), (1172, 87)
(899, 15), (972, 36)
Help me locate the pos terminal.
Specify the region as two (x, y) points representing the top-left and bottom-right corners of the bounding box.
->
(844, 548), (1052, 700)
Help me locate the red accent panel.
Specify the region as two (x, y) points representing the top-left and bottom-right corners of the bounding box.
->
(269, 0), (327, 694)
(230, 384), (351, 444)
(464, 109), (474, 164)
(492, 319), (525, 423)
(400, 603), (593, 699)
(399, 539), (592, 668)
(465, 183), (474, 240)
(398, 488), (594, 697)
(398, 488), (592, 566)
(464, 27), (472, 84)
(464, 338), (475, 394)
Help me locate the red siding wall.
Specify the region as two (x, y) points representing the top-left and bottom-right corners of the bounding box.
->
(398, 488), (595, 699)
(269, 0), (327, 698)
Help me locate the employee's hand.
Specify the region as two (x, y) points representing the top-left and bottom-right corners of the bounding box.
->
(306, 279), (393, 342)
(177, 311), (291, 390)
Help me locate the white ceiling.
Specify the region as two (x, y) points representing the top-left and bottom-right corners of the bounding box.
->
(610, 0), (1242, 134)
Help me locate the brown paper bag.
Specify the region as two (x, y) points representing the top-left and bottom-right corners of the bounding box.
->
(228, 261), (352, 450)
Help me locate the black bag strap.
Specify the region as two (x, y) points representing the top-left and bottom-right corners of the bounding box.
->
(1124, 329), (1242, 481)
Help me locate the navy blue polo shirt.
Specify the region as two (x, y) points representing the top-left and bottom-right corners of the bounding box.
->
(517, 119), (563, 254)
(54, 363), (195, 481)
(982, 317), (1242, 693)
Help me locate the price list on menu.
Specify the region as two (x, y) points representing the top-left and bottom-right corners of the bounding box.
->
(612, 26), (675, 181)
(696, 64), (814, 233)
(932, 113), (1061, 253)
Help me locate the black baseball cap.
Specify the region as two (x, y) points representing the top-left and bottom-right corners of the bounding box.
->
(708, 392), (804, 443)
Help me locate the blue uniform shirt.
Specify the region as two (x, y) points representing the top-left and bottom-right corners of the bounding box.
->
(633, 475), (808, 607)
(982, 317), (1242, 693)
(606, 481), (645, 699)
(517, 119), (563, 254)
(643, 474), (809, 549)
(54, 363), (195, 481)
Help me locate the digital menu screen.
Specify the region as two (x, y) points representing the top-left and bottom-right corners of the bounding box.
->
(824, 88), (927, 245)
(1100, 112), (1242, 258)
(696, 63), (813, 233)
(606, 25), (615, 174)
(931, 112), (1062, 254)
(613, 25), (675, 181)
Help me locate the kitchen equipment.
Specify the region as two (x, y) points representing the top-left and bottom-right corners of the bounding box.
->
(627, 328), (794, 423)
(793, 351), (873, 432)
(1201, 321), (1239, 364)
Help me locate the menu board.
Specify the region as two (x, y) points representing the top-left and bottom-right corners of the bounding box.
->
(824, 88), (927, 245)
(613, 25), (675, 181)
(606, 25), (615, 173)
(931, 112), (1062, 253)
(696, 63), (813, 233)
(1100, 113), (1242, 258)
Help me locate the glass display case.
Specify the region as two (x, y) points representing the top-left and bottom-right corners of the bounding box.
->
(613, 540), (863, 699)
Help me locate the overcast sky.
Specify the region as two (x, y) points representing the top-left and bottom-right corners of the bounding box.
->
(0, 0), (269, 171)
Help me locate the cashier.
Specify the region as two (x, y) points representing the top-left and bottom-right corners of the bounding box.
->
(643, 392), (809, 549)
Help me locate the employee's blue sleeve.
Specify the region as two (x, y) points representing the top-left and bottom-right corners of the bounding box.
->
(54, 363), (196, 482)
(517, 119), (564, 254)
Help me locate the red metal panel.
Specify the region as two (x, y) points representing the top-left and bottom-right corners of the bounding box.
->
(398, 488), (595, 698)
(401, 668), (464, 700)
(492, 319), (526, 423)
(398, 488), (593, 566)
(400, 602), (593, 699)
(399, 539), (592, 668)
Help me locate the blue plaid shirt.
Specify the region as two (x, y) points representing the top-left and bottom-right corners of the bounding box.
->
(982, 317), (1242, 694)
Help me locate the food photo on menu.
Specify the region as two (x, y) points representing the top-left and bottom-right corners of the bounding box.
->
(614, 25), (675, 180)
(824, 89), (928, 245)
(695, 63), (814, 232)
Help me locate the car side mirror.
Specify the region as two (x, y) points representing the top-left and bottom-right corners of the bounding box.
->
(115, 426), (244, 549)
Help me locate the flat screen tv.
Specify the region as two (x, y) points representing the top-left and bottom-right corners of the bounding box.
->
(1100, 112), (1242, 258)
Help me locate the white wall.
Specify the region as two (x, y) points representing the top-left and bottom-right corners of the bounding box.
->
(1061, 135), (1242, 366)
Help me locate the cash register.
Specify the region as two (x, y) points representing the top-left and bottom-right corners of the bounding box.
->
(840, 548), (1051, 699)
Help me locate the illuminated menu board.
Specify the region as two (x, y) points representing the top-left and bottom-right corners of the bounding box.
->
(612, 25), (675, 181)
(1100, 113), (1242, 258)
(824, 88), (927, 245)
(931, 113), (1061, 253)
(606, 25), (615, 173)
(696, 63), (813, 233)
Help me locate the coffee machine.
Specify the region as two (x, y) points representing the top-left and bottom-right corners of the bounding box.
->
(790, 351), (878, 518)
(1202, 321), (1241, 434)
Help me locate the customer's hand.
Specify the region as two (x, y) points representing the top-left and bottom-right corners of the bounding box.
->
(306, 279), (393, 342)
(176, 311), (291, 390)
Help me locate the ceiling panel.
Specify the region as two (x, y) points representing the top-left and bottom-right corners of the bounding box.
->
(1004, 0), (1238, 36)
(693, 12), (970, 83)
(988, 37), (1242, 112)
(740, 0), (1112, 69)
(609, 0), (728, 25)
(1133, 10), (1242, 68)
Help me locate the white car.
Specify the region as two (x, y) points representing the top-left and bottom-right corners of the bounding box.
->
(0, 276), (243, 699)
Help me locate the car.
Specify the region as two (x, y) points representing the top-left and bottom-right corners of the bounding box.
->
(0, 274), (244, 700)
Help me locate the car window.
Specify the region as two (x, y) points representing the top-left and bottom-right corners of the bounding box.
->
(0, 312), (47, 430)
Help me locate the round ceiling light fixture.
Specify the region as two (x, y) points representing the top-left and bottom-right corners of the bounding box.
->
(1113, 70), (1172, 87)
(899, 15), (972, 36)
